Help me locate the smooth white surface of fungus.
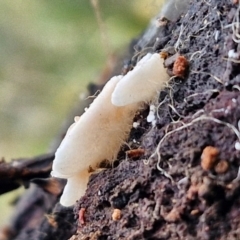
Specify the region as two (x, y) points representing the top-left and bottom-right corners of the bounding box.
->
(111, 53), (169, 106)
(52, 75), (139, 206)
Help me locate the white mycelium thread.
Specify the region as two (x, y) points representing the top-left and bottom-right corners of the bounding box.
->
(111, 53), (169, 107)
(51, 75), (139, 206)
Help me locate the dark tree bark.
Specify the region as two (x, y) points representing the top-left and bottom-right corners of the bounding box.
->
(2, 0), (240, 239)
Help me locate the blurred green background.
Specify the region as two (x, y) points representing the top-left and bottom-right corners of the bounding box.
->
(0, 0), (163, 226)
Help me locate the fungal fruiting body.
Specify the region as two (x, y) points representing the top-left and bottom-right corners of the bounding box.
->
(111, 53), (169, 106)
(59, 171), (90, 207)
(51, 76), (139, 206)
(52, 52), (170, 206)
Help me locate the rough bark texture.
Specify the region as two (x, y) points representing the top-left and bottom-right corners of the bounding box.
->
(1, 0), (240, 239)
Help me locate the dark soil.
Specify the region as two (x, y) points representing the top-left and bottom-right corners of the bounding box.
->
(4, 0), (240, 240)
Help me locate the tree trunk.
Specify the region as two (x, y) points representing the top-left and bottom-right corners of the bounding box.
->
(1, 0), (240, 239)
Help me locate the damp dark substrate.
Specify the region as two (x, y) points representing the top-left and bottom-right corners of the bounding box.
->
(8, 0), (240, 239)
(73, 1), (240, 239)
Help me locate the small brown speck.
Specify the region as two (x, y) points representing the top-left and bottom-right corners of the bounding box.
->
(160, 51), (168, 59)
(173, 55), (188, 77)
(45, 214), (57, 228)
(215, 160), (229, 174)
(190, 209), (200, 215)
(0, 226), (13, 240)
(79, 208), (86, 225)
(156, 17), (169, 27)
(112, 209), (121, 221)
(226, 183), (233, 190)
(126, 148), (145, 159)
(187, 185), (199, 200)
(198, 182), (210, 198)
(165, 208), (181, 222)
(201, 146), (219, 171)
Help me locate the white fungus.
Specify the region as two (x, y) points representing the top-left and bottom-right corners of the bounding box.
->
(111, 53), (169, 106)
(147, 104), (156, 123)
(133, 122), (140, 128)
(151, 119), (157, 127)
(59, 171), (90, 207)
(52, 75), (139, 206)
(52, 51), (170, 207)
(147, 113), (155, 123)
(150, 105), (156, 112)
(235, 141), (240, 151)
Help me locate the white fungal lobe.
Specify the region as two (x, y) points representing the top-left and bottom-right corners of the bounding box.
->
(51, 75), (139, 206)
(52, 52), (170, 207)
(111, 53), (169, 106)
(60, 170), (90, 207)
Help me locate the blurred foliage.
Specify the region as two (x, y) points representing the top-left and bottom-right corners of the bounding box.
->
(0, 0), (163, 225)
